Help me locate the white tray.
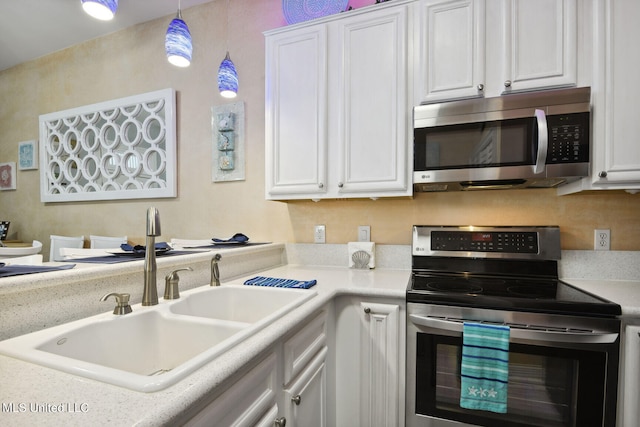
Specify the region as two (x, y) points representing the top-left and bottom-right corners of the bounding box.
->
(0, 240), (43, 258)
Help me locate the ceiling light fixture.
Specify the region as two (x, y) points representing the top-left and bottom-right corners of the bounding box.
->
(81, 0), (118, 21)
(217, 0), (238, 98)
(165, 0), (192, 68)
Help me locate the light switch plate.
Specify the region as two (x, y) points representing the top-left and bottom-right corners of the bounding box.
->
(314, 225), (326, 244)
(358, 226), (371, 242)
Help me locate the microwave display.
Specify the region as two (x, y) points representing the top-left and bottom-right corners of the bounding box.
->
(414, 112), (589, 171)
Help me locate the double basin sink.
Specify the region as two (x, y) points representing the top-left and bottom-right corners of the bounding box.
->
(0, 285), (316, 392)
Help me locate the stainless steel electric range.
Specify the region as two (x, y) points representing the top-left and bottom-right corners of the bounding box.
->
(406, 226), (621, 427)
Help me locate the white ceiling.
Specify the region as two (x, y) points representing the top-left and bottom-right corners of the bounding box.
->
(0, 0), (214, 71)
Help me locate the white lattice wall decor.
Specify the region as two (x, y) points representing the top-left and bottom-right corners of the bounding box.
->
(39, 89), (177, 202)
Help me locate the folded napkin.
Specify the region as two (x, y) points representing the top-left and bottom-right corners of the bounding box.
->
(212, 233), (249, 244)
(460, 322), (510, 413)
(244, 276), (316, 289)
(120, 242), (172, 254)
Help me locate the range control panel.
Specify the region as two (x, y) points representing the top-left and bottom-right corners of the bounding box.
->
(431, 231), (538, 253)
(412, 226), (561, 261)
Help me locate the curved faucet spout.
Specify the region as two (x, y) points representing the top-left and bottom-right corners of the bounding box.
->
(142, 207), (161, 306)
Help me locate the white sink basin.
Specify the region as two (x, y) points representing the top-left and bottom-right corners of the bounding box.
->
(170, 285), (316, 323)
(0, 285), (316, 392)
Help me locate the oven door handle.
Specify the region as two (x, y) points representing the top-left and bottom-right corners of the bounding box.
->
(409, 314), (619, 344)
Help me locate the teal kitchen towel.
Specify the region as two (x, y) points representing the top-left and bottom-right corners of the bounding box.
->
(243, 276), (316, 289)
(460, 322), (510, 413)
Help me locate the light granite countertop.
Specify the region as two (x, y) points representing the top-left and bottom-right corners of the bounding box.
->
(0, 260), (410, 426)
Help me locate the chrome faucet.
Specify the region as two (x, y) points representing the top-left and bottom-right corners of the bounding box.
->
(210, 254), (221, 286)
(142, 207), (161, 306)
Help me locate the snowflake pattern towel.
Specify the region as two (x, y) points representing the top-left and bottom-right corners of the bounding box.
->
(460, 322), (510, 413)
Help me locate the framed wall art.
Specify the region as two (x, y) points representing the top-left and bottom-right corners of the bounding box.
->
(212, 102), (245, 182)
(18, 140), (38, 170)
(0, 162), (17, 191)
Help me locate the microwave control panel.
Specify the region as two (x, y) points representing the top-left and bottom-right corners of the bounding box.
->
(546, 112), (590, 164)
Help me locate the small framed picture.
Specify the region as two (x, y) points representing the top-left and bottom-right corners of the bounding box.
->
(0, 162), (16, 191)
(0, 221), (9, 240)
(18, 140), (38, 170)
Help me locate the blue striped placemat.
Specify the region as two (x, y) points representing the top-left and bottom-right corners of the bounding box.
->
(243, 276), (317, 289)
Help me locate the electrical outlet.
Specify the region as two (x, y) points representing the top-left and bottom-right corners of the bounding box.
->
(358, 225), (371, 242)
(314, 225), (326, 244)
(594, 229), (610, 251)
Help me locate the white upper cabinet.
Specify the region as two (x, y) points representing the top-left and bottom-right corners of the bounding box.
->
(265, 1), (413, 200)
(558, 0), (640, 194)
(414, 0), (486, 103)
(265, 25), (328, 199)
(499, 0), (577, 94)
(415, 0), (578, 104)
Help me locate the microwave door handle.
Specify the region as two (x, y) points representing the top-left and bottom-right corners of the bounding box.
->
(534, 109), (548, 174)
(409, 314), (618, 344)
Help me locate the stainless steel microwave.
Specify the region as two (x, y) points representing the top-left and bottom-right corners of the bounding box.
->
(413, 87), (591, 192)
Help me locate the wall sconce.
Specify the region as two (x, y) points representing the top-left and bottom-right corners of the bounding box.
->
(218, 52), (238, 98)
(165, 1), (192, 68)
(81, 0), (118, 21)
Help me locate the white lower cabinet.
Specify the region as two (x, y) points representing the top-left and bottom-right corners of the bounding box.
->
(184, 353), (279, 427)
(335, 296), (406, 427)
(185, 297), (405, 427)
(185, 309), (329, 427)
(283, 347), (328, 427)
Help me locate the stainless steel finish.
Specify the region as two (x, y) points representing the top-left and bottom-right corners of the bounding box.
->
(142, 207), (161, 306)
(408, 313), (618, 344)
(415, 86), (590, 128)
(413, 87), (591, 192)
(476, 83), (484, 91)
(533, 109), (548, 174)
(101, 292), (133, 315)
(406, 302), (620, 427)
(599, 171), (608, 178)
(274, 417), (287, 427)
(164, 267), (192, 300)
(504, 80), (512, 88)
(412, 225), (561, 260)
(210, 253), (221, 286)
(291, 395), (301, 405)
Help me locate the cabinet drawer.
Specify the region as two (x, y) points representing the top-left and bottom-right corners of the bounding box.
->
(284, 310), (328, 385)
(185, 353), (278, 427)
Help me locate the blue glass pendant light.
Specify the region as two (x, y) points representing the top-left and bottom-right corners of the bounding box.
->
(81, 0), (118, 21)
(218, 52), (238, 98)
(165, 2), (192, 68)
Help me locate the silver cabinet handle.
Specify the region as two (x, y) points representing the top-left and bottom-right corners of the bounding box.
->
(533, 109), (548, 174)
(504, 80), (512, 88)
(318, 183), (324, 189)
(599, 171), (608, 178)
(338, 182), (344, 188)
(477, 83), (484, 91)
(291, 395), (301, 405)
(274, 417), (287, 427)
(364, 307), (371, 314)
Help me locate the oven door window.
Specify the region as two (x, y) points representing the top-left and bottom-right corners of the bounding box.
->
(414, 118), (536, 170)
(415, 334), (607, 427)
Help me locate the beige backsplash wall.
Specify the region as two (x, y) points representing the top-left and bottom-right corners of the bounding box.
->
(0, 0), (639, 258)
